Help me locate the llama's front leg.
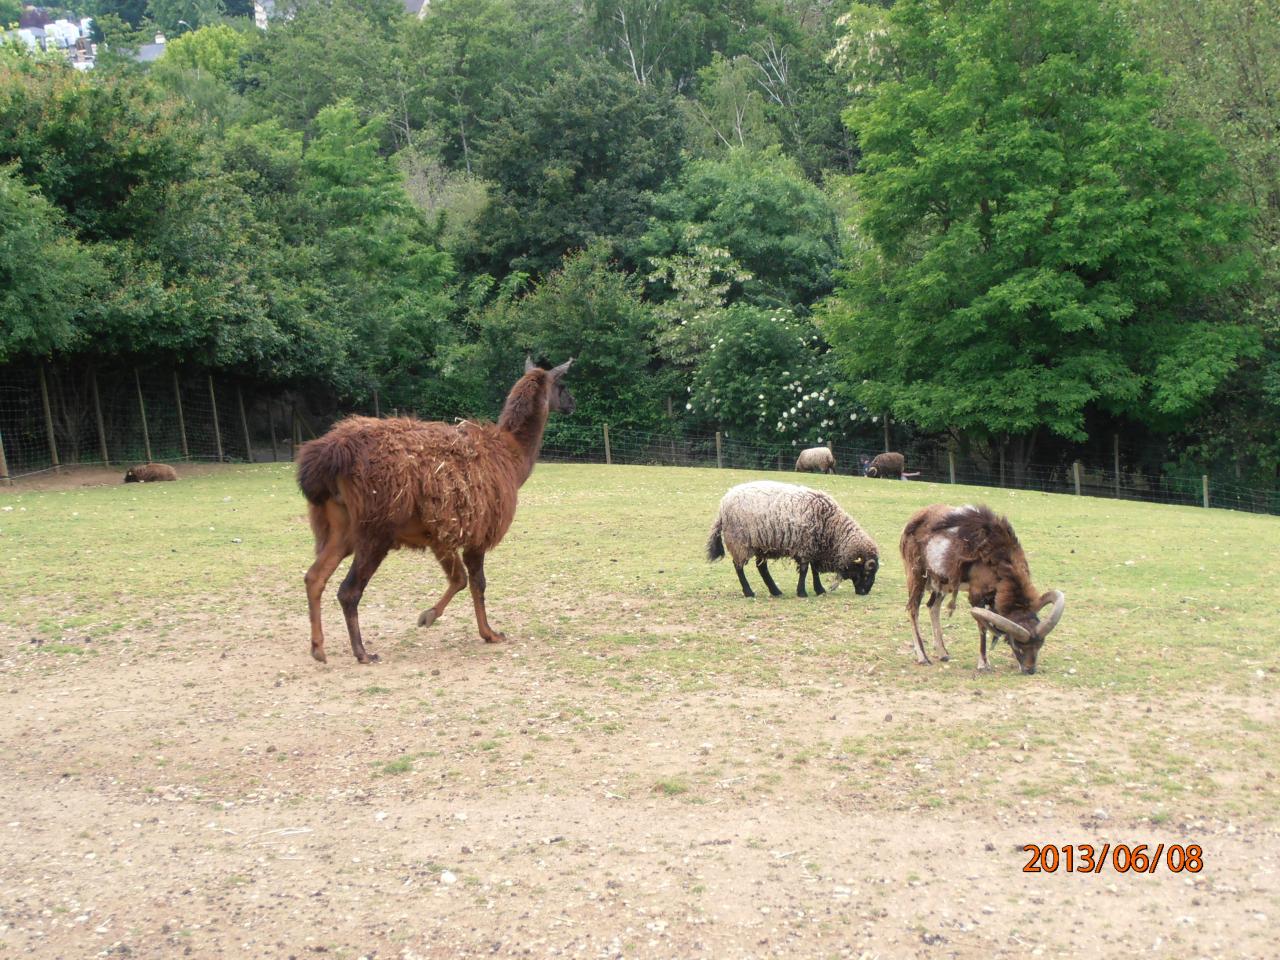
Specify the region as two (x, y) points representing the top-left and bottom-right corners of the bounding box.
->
(303, 530), (350, 664)
(337, 543), (391, 664)
(927, 590), (951, 661)
(418, 546), (467, 628)
(463, 548), (505, 643)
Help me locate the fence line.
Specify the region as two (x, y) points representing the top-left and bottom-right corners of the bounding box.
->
(1, 365), (1277, 516)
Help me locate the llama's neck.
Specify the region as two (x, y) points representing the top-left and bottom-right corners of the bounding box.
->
(497, 373), (550, 484)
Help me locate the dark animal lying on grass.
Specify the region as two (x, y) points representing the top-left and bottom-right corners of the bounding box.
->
(123, 463), (178, 483)
(296, 358), (574, 664)
(899, 503), (1064, 674)
(706, 480), (879, 598)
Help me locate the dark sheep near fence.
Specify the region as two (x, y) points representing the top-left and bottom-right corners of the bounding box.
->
(123, 463), (178, 483)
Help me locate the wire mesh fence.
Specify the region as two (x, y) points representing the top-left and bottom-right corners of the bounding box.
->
(2, 363), (1277, 516)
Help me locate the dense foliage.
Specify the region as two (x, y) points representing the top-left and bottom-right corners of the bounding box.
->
(1, 0), (1275, 483)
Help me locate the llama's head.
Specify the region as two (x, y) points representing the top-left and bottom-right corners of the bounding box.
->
(526, 356), (576, 415)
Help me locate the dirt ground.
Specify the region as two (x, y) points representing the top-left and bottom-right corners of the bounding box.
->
(2, 464), (1277, 958)
(2, 627), (1276, 960)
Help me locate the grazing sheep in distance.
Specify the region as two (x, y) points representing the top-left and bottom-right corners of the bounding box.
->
(861, 451), (919, 479)
(706, 480), (879, 598)
(900, 503), (1064, 674)
(296, 357), (575, 664)
(124, 463), (177, 483)
(795, 446), (836, 474)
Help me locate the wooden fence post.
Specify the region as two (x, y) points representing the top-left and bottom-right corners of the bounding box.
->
(290, 403), (299, 458)
(38, 364), (60, 472)
(715, 431), (723, 469)
(1202, 475), (1210, 509)
(268, 401), (280, 462)
(1073, 461), (1082, 496)
(948, 449), (956, 484)
(883, 413), (891, 453)
(173, 372), (189, 459)
(208, 375), (225, 462)
(0, 425), (10, 484)
(237, 386), (253, 463)
(373, 389), (381, 418)
(998, 441), (1006, 487)
(134, 368), (152, 463)
(602, 423), (612, 465)
(1113, 433), (1121, 499)
(91, 370), (109, 466)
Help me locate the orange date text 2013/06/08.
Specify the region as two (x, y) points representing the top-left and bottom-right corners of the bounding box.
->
(1021, 843), (1204, 874)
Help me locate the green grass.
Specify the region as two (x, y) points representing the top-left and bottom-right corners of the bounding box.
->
(2, 461), (1278, 818)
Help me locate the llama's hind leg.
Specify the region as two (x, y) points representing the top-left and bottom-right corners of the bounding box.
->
(418, 546), (467, 628)
(337, 541), (391, 664)
(462, 548), (504, 643)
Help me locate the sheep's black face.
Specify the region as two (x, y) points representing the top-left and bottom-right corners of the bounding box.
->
(124, 470), (138, 483)
(844, 556), (878, 595)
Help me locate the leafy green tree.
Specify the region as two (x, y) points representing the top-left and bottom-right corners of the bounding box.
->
(0, 0), (23, 28)
(146, 0), (225, 35)
(823, 0), (1254, 474)
(0, 166), (103, 362)
(160, 23), (250, 80)
(685, 304), (855, 447)
(681, 53), (779, 155)
(468, 243), (667, 428)
(470, 57), (684, 278)
(640, 147), (839, 307)
(1129, 0), (1280, 480)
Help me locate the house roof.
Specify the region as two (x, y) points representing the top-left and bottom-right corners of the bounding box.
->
(135, 42), (166, 63)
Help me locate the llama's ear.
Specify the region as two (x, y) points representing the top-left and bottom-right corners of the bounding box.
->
(524, 354), (536, 373)
(550, 357), (574, 379)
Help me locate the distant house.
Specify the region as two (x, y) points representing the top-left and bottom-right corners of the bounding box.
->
(5, 13), (95, 67)
(134, 32), (167, 63)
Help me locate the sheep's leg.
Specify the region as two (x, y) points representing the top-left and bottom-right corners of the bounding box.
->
(418, 546), (467, 628)
(906, 574), (932, 665)
(811, 566), (825, 595)
(337, 541), (391, 664)
(755, 559), (783, 597)
(927, 590), (950, 661)
(796, 561), (809, 597)
(976, 622), (992, 671)
(733, 563), (755, 598)
(463, 547), (505, 643)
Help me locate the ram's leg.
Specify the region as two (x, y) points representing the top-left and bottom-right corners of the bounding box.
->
(796, 561), (809, 597)
(977, 622), (992, 671)
(927, 591), (950, 661)
(733, 562), (755, 598)
(755, 559), (783, 597)
(906, 574), (931, 665)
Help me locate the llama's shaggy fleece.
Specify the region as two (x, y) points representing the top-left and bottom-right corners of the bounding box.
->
(794, 446), (836, 474)
(123, 463), (177, 483)
(706, 480), (880, 595)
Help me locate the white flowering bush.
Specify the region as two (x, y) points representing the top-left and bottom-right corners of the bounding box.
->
(685, 305), (865, 446)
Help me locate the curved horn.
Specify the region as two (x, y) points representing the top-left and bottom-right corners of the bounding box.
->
(524, 354), (537, 373)
(1035, 590), (1065, 639)
(550, 357), (574, 378)
(971, 606), (1031, 644)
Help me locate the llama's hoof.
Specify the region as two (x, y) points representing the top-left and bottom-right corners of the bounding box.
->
(939, 654), (950, 662)
(311, 645), (327, 664)
(916, 657), (932, 666)
(418, 609), (438, 628)
(482, 632), (507, 644)
(357, 652), (381, 664)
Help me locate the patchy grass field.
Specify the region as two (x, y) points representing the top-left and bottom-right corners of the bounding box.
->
(1, 462), (1277, 959)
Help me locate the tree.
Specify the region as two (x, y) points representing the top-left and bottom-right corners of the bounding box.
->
(0, 166), (102, 362)
(640, 147), (839, 307)
(468, 243), (667, 429)
(160, 23), (250, 80)
(822, 0), (1254, 476)
(685, 304), (856, 447)
(0, 0), (22, 28)
(470, 57), (684, 279)
(146, 0), (225, 35)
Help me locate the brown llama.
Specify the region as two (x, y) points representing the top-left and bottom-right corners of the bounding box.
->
(296, 358), (575, 664)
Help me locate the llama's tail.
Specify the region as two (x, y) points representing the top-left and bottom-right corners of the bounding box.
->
(307, 501), (330, 553)
(296, 431), (356, 506)
(705, 517), (725, 562)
